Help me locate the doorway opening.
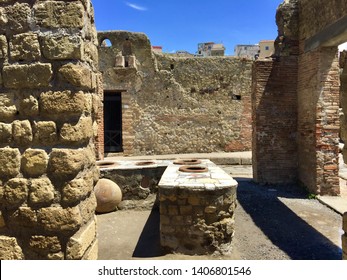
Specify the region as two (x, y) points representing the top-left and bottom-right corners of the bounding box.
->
(104, 92), (123, 153)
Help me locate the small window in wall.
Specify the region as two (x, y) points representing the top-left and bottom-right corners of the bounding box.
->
(101, 38), (112, 47)
(265, 46), (270, 51)
(170, 64), (175, 70)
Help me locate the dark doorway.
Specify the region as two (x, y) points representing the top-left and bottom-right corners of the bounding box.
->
(104, 92), (123, 153)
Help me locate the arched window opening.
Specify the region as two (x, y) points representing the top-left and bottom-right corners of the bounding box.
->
(101, 38), (112, 47)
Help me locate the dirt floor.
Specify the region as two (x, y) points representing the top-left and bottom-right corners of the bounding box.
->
(97, 166), (343, 260)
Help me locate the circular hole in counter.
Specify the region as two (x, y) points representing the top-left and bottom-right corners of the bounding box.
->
(178, 165), (208, 173)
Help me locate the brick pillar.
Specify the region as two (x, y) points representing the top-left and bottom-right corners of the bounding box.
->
(0, 0), (99, 260)
(252, 59), (298, 184)
(252, 0), (299, 185)
(298, 47), (340, 195)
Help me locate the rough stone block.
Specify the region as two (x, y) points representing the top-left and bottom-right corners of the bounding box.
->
(8, 207), (37, 229)
(47, 252), (64, 260)
(180, 205), (193, 216)
(37, 206), (82, 233)
(4, 178), (28, 208)
(12, 120), (33, 146)
(41, 35), (83, 60)
(0, 148), (20, 178)
(19, 95), (39, 117)
(21, 149), (48, 178)
(6, 3), (31, 33)
(3, 63), (52, 89)
(0, 8), (7, 35)
(29, 235), (61, 255)
(82, 239), (98, 260)
(188, 196), (200, 206)
(0, 236), (24, 260)
(29, 178), (55, 207)
(0, 35), (8, 60)
(66, 218), (97, 260)
(0, 93), (17, 120)
(78, 193), (97, 224)
(34, 1), (84, 29)
(10, 32), (41, 61)
(0, 211), (5, 228)
(60, 116), (93, 145)
(84, 41), (98, 67)
(0, 122), (12, 144)
(40, 91), (92, 118)
(33, 121), (57, 145)
(48, 147), (94, 182)
(59, 63), (95, 89)
(62, 177), (93, 205)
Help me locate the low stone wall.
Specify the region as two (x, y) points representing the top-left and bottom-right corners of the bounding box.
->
(158, 161), (238, 255)
(98, 160), (169, 209)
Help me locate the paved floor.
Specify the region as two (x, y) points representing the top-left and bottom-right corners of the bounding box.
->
(97, 152), (346, 260)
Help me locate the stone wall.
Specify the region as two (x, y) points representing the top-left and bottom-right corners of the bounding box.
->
(98, 31), (253, 156)
(158, 161), (237, 255)
(0, 0), (100, 260)
(299, 0), (347, 42)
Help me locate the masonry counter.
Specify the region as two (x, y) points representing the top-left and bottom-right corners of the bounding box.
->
(158, 159), (238, 255)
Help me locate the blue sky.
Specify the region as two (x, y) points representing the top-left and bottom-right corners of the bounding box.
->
(92, 0), (284, 55)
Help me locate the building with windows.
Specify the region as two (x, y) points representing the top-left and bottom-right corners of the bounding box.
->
(234, 44), (259, 59)
(258, 40), (275, 59)
(197, 42), (226, 57)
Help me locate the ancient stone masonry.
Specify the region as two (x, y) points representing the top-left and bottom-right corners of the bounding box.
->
(253, 0), (343, 196)
(158, 160), (237, 255)
(98, 31), (253, 157)
(0, 0), (100, 260)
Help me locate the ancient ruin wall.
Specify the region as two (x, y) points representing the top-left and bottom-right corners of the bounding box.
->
(0, 0), (100, 259)
(296, 0), (343, 195)
(252, 0), (299, 184)
(98, 31), (253, 156)
(299, 0), (347, 42)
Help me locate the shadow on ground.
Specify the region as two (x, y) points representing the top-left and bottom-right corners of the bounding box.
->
(132, 205), (165, 258)
(97, 178), (342, 260)
(235, 178), (342, 260)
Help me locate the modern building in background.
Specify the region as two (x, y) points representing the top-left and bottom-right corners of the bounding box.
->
(234, 44), (259, 59)
(197, 42), (226, 56)
(234, 40), (275, 60)
(152, 46), (163, 53)
(258, 40), (275, 59)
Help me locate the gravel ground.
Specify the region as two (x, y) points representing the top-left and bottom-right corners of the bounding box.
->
(97, 166), (343, 260)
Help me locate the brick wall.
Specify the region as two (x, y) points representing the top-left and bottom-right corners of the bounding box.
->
(298, 46), (340, 195)
(0, 0), (99, 260)
(252, 0), (299, 184)
(252, 59), (298, 183)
